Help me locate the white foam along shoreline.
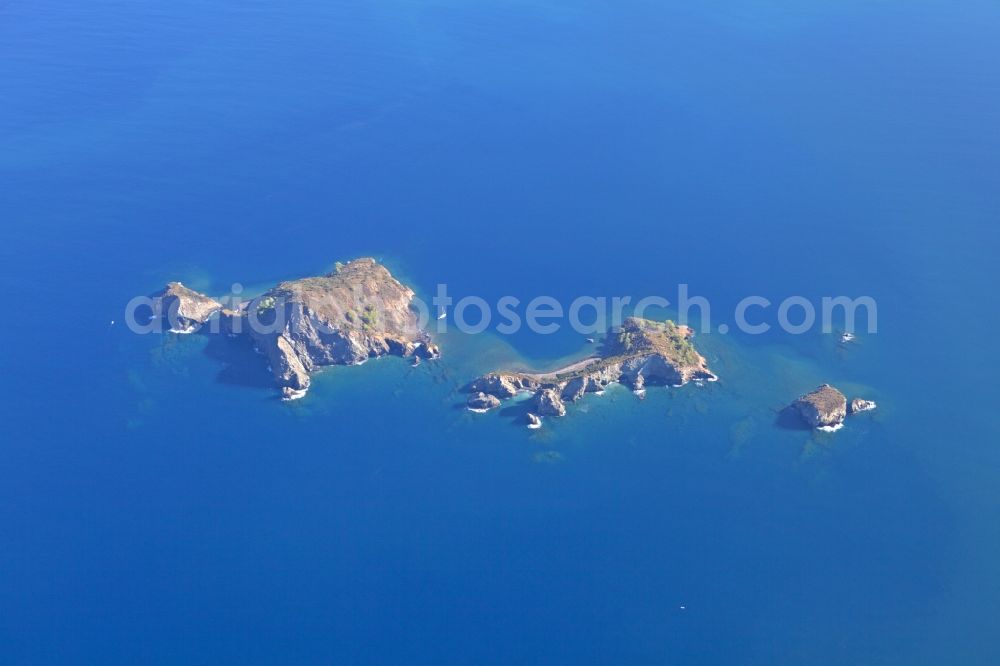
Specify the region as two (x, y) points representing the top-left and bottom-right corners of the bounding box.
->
(281, 389), (308, 401)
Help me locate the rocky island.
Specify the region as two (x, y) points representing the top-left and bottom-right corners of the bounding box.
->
(153, 258), (439, 399)
(466, 317), (716, 424)
(791, 384), (877, 431)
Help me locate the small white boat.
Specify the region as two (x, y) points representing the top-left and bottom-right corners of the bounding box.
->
(437, 310), (447, 320)
(840, 332), (856, 343)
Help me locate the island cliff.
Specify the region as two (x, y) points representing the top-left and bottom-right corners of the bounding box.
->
(467, 317), (716, 421)
(154, 258), (439, 399)
(246, 258), (439, 398)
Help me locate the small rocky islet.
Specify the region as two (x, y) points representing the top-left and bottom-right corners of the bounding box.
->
(152, 257), (877, 432)
(791, 384), (877, 431)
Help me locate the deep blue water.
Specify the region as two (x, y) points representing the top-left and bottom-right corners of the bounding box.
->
(2, 1), (1000, 664)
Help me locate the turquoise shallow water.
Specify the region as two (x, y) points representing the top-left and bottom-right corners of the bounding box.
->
(2, 1), (1000, 664)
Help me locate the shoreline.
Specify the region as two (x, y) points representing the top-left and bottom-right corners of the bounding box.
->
(515, 356), (602, 381)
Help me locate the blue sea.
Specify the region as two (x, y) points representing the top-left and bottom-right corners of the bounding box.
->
(2, 1), (999, 664)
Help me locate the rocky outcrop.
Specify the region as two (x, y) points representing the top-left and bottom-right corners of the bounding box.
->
(414, 342), (441, 360)
(791, 385), (879, 430)
(632, 372), (646, 392)
(466, 317), (715, 420)
(612, 318), (716, 385)
(560, 377), (588, 402)
(154, 282), (222, 332)
(533, 388), (567, 417)
(525, 413), (542, 429)
(849, 398), (877, 414)
(269, 335), (311, 393)
(469, 373), (539, 399)
(158, 258), (438, 399)
(793, 384), (848, 429)
(467, 392), (502, 411)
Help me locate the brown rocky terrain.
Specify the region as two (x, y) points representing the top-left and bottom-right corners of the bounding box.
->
(792, 384), (877, 430)
(466, 317), (716, 421)
(154, 258), (438, 399)
(154, 282), (223, 332)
